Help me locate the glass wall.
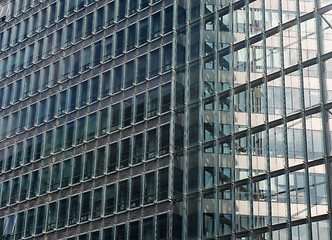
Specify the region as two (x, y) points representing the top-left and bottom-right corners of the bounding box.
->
(172, 0), (332, 239)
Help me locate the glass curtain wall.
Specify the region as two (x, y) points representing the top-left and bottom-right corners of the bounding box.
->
(172, 0), (332, 239)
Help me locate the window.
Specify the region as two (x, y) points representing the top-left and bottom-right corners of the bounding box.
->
(151, 12), (161, 39)
(90, 75), (100, 102)
(149, 49), (160, 77)
(113, 65), (123, 93)
(85, 13), (93, 37)
(92, 188), (103, 219)
(101, 70), (111, 97)
(13, 140), (24, 167)
(10, 178), (19, 204)
(34, 134), (43, 160)
(129, 221), (140, 239)
(133, 133), (144, 164)
(65, 121), (75, 149)
(161, 83), (171, 113)
(76, 117), (86, 145)
(19, 174), (29, 201)
(157, 214), (168, 239)
(129, 0), (138, 14)
(75, 18), (83, 42)
(73, 155), (83, 184)
(72, 51), (81, 76)
(35, 205), (45, 234)
(125, 60), (135, 88)
(146, 129), (157, 159)
(0, 181), (9, 207)
(47, 95), (56, 121)
(116, 224), (127, 240)
(108, 142), (118, 172)
(66, 23), (74, 46)
(160, 124), (170, 155)
(115, 30), (124, 56)
(120, 138), (131, 168)
(29, 170), (39, 198)
(82, 46), (92, 71)
(58, 199), (68, 228)
(158, 168), (169, 200)
(147, 88), (159, 118)
(92, 40), (102, 65)
(84, 151), (94, 180)
(139, 18), (148, 45)
(104, 35), (113, 61)
(61, 159), (72, 188)
(18, 108), (27, 132)
(123, 98), (132, 127)
(163, 44), (172, 71)
(87, 112), (97, 141)
(130, 176), (141, 208)
(80, 191), (91, 222)
(118, 180), (129, 211)
(143, 217), (154, 240)
(15, 212), (25, 239)
(58, 90), (67, 116)
(50, 162), (60, 191)
(137, 55), (147, 83)
(140, 0), (149, 9)
(47, 202), (57, 231)
(106, 2), (114, 26)
(68, 195), (79, 225)
(24, 138), (33, 164)
(111, 103), (121, 131)
(39, 166), (50, 195)
(99, 108), (109, 136)
(68, 0), (76, 15)
(118, 0), (126, 21)
(95, 147), (106, 177)
(79, 80), (89, 107)
(69, 85), (77, 111)
(96, 7), (105, 31)
(105, 184), (116, 215)
(144, 172), (156, 204)
(135, 93), (145, 122)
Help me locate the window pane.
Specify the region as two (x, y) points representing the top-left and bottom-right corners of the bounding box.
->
(92, 188), (103, 219)
(118, 180), (128, 211)
(73, 155), (83, 184)
(80, 191), (91, 222)
(105, 185), (116, 215)
(144, 172), (156, 204)
(95, 147), (106, 177)
(84, 151), (94, 180)
(108, 142), (118, 172)
(158, 168), (168, 200)
(120, 138), (131, 169)
(130, 176), (141, 208)
(133, 133), (144, 164)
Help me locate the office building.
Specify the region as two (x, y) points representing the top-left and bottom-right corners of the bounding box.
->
(0, 0), (331, 239)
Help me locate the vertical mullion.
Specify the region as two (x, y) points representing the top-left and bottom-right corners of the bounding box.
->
(214, 1), (221, 236)
(229, 1), (236, 238)
(295, 0), (313, 238)
(278, 0), (292, 238)
(261, 0), (273, 237)
(315, 0), (332, 239)
(245, 0), (254, 238)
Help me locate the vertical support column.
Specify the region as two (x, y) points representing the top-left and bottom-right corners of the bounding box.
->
(315, 0), (332, 238)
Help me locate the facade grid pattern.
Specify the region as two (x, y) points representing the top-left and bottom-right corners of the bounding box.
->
(0, 0), (331, 239)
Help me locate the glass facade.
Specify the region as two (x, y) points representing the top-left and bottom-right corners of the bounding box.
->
(0, 0), (331, 239)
